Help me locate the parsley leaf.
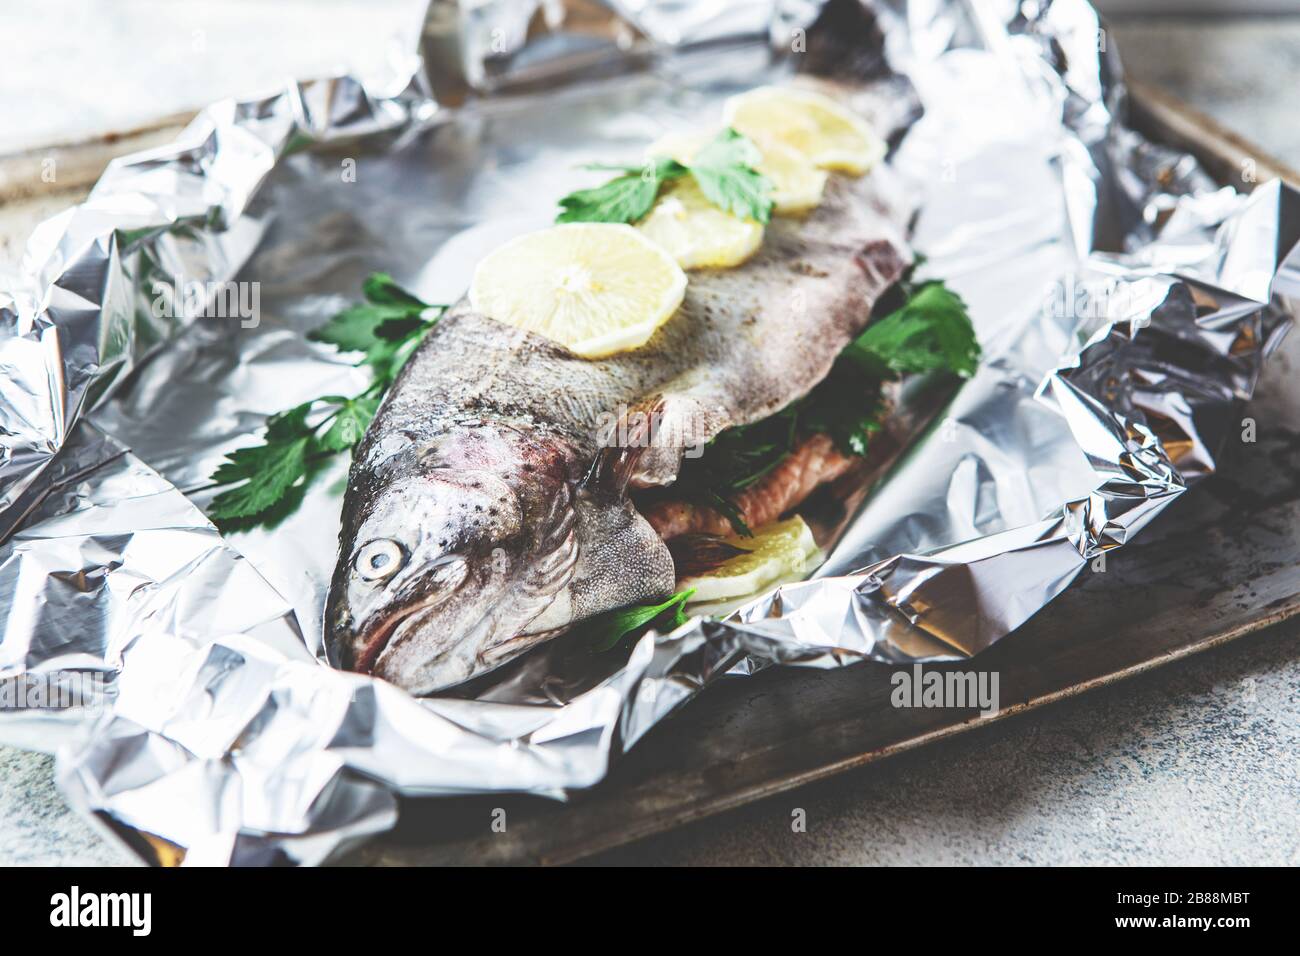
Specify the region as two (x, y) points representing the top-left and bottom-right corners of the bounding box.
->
(583, 588), (696, 653)
(844, 280), (979, 380)
(208, 436), (311, 523)
(362, 272), (426, 309)
(318, 395), (380, 452)
(556, 157), (687, 224)
(308, 303), (413, 353)
(264, 402), (314, 441)
(309, 273), (435, 355)
(360, 327), (428, 383)
(203, 274), (442, 532)
(555, 130), (772, 225)
(687, 129), (773, 224)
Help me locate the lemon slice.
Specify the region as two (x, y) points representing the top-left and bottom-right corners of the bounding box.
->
(637, 178), (763, 269)
(723, 86), (885, 175)
(751, 135), (830, 213)
(468, 223), (687, 358)
(647, 129), (826, 215)
(678, 516), (821, 603)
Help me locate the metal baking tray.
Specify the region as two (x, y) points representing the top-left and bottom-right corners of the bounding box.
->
(0, 78), (1294, 868)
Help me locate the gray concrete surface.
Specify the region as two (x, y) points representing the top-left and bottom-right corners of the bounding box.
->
(0, 750), (128, 866)
(592, 622), (1300, 865)
(2, 9), (1299, 866)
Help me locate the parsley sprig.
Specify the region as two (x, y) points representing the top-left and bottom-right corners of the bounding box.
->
(558, 157), (687, 225)
(670, 273), (978, 537)
(687, 129), (773, 222)
(843, 280), (980, 381)
(203, 273), (442, 532)
(557, 128), (774, 225)
(582, 588), (696, 653)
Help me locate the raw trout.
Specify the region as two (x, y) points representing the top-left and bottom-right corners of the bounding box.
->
(325, 2), (916, 694)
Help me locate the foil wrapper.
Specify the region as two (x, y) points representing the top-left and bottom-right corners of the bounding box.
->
(2, 0), (1298, 865)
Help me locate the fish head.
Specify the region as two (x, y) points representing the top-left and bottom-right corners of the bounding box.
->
(327, 434), (577, 697)
(326, 464), (545, 691)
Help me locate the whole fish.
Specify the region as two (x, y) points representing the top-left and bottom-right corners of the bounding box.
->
(326, 3), (916, 694)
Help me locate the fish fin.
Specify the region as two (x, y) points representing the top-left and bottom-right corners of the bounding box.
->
(582, 397), (664, 499)
(666, 534), (752, 577)
(582, 446), (644, 500)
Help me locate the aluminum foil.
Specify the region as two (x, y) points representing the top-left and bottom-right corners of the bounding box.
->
(2, 0), (1298, 865)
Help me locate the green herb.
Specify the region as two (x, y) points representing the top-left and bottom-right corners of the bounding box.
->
(204, 273), (442, 531)
(556, 157), (687, 224)
(362, 271), (426, 308)
(667, 403), (796, 535)
(307, 272), (432, 358)
(704, 490), (753, 539)
(556, 129), (773, 225)
(672, 276), (977, 536)
(843, 280), (979, 381)
(798, 362), (887, 456)
(583, 588), (697, 653)
(317, 394), (382, 452)
(669, 408), (800, 538)
(207, 434), (311, 523)
(686, 129), (773, 224)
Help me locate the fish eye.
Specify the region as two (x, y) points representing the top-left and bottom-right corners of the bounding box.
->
(355, 539), (406, 582)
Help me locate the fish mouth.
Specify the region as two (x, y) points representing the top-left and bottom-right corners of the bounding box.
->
(353, 599), (434, 674)
(351, 561), (470, 674)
